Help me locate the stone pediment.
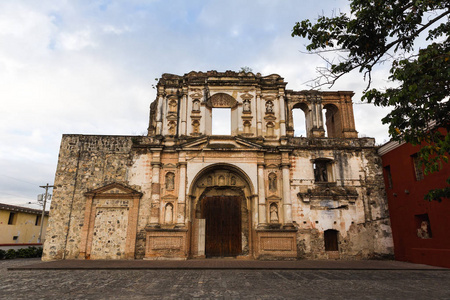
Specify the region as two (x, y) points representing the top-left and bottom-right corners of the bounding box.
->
(181, 136), (262, 150)
(84, 182), (142, 198)
(162, 163), (177, 169)
(240, 91), (254, 100)
(266, 195), (281, 201)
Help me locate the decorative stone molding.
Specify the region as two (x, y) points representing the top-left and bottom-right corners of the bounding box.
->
(206, 93), (237, 108)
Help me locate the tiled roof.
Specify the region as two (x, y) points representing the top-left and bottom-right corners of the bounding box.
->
(0, 203), (49, 216)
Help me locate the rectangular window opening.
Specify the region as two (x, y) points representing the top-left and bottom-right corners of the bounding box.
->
(8, 212), (16, 225)
(35, 215), (41, 226)
(411, 154), (424, 181)
(415, 214), (432, 239)
(384, 166), (393, 189)
(212, 108), (231, 135)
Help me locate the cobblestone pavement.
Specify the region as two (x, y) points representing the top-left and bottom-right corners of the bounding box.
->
(1, 259), (449, 300)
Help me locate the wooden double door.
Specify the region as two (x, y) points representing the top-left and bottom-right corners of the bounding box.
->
(202, 196), (242, 257)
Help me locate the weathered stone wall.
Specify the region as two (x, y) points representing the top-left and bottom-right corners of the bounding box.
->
(43, 135), (138, 260)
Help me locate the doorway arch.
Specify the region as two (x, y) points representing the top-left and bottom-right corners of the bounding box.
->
(188, 163), (255, 258)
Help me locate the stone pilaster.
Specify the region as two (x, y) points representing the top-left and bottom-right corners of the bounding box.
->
(281, 159), (293, 226)
(256, 91), (262, 136)
(177, 160), (187, 227)
(149, 155), (161, 226)
(179, 90), (187, 136)
(257, 163), (267, 226)
(278, 92), (286, 136)
(156, 93), (164, 135)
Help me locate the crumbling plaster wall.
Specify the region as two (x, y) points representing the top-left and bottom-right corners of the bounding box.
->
(289, 138), (393, 259)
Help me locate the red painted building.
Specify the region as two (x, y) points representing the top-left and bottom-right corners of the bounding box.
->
(379, 136), (450, 268)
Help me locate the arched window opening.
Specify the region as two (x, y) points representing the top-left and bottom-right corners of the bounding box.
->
(323, 104), (342, 138)
(324, 229), (339, 251)
(212, 108), (231, 135)
(292, 103), (308, 137)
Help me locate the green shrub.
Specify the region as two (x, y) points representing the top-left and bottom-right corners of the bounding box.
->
(0, 247), (43, 259)
(6, 249), (16, 259)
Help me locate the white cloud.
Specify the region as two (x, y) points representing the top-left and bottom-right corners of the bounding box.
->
(58, 29), (97, 51)
(0, 0), (395, 208)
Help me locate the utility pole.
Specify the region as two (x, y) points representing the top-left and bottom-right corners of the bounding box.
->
(38, 183), (54, 244)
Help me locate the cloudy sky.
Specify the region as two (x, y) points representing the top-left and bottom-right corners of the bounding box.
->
(0, 0), (393, 209)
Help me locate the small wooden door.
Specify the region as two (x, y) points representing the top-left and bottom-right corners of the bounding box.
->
(202, 196), (241, 257)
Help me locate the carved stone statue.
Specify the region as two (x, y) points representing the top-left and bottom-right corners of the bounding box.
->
(165, 172), (175, 190)
(243, 100), (251, 112)
(266, 101), (273, 113)
(230, 176), (236, 185)
(165, 203), (173, 224)
(192, 120), (200, 133)
(193, 100), (200, 111)
(270, 203), (279, 223)
(268, 173), (277, 191)
(169, 100), (177, 112)
(168, 122), (176, 135)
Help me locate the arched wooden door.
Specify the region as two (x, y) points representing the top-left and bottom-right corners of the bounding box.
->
(202, 196), (242, 257)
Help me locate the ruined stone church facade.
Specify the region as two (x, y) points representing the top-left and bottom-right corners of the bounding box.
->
(43, 71), (393, 261)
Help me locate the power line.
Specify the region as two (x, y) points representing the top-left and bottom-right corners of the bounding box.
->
(0, 174), (37, 186)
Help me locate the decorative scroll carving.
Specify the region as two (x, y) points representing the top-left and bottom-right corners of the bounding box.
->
(206, 93), (237, 108)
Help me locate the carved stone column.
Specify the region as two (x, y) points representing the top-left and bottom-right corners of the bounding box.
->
(281, 162), (293, 225)
(310, 94), (325, 137)
(177, 161), (187, 227)
(156, 94), (164, 135)
(179, 91), (187, 136)
(278, 93), (286, 136)
(257, 163), (267, 225)
(256, 91), (262, 136)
